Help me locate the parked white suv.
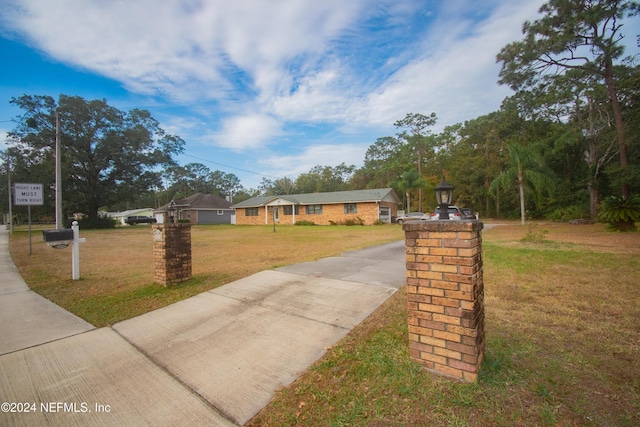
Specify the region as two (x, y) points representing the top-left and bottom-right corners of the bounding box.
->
(396, 212), (430, 224)
(429, 206), (470, 220)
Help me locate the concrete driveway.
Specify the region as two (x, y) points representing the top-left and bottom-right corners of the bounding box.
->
(0, 229), (405, 426)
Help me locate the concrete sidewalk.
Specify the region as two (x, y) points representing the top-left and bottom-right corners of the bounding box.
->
(0, 228), (94, 355)
(0, 228), (405, 426)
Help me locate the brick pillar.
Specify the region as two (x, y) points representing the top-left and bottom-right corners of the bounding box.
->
(153, 223), (192, 286)
(403, 220), (485, 382)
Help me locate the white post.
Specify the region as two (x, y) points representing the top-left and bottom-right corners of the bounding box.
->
(71, 221), (86, 280)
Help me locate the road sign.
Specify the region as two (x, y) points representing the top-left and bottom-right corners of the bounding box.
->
(14, 183), (43, 206)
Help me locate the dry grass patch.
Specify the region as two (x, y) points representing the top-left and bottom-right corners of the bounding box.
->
(247, 222), (640, 426)
(9, 224), (404, 326)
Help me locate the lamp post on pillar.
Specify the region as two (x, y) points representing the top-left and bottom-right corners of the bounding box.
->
(168, 200), (177, 223)
(435, 177), (454, 220)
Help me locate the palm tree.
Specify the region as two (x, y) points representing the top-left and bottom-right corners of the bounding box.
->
(490, 143), (555, 224)
(394, 169), (428, 212)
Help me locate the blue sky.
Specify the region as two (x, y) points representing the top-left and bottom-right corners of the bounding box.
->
(0, 0), (601, 189)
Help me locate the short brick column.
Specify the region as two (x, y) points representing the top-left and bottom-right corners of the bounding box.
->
(153, 223), (192, 286)
(403, 220), (485, 382)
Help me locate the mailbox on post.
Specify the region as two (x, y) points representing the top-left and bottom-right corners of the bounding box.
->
(42, 229), (74, 249)
(42, 222), (86, 280)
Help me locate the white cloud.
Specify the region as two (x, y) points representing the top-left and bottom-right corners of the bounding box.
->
(158, 115), (208, 142)
(269, 60), (354, 123)
(213, 114), (283, 151)
(0, 0), (366, 104)
(260, 0), (548, 136)
(258, 143), (368, 180)
(362, 0), (546, 130)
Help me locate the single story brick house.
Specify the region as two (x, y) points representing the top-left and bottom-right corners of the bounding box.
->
(155, 193), (234, 224)
(231, 188), (401, 225)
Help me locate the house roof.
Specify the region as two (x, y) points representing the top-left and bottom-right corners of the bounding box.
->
(102, 208), (155, 218)
(231, 188), (401, 208)
(156, 193), (233, 211)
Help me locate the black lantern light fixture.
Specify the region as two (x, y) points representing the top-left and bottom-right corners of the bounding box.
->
(168, 200), (177, 223)
(435, 177), (454, 220)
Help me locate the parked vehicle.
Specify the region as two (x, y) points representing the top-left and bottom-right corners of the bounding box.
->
(396, 212), (430, 224)
(429, 206), (464, 220)
(460, 208), (476, 220)
(125, 215), (157, 225)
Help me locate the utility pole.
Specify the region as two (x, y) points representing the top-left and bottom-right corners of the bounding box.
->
(6, 153), (12, 234)
(55, 112), (63, 229)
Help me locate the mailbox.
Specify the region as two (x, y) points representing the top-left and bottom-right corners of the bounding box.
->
(42, 229), (74, 248)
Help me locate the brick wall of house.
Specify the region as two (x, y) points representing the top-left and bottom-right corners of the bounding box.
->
(235, 201), (398, 225)
(301, 203), (373, 225)
(177, 209), (197, 224)
(236, 208), (269, 225)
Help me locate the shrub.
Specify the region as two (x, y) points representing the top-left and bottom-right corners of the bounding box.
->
(547, 205), (589, 221)
(329, 217), (366, 226)
(598, 195), (640, 232)
(344, 217), (365, 226)
(520, 222), (549, 243)
(74, 216), (117, 229)
(294, 220), (316, 226)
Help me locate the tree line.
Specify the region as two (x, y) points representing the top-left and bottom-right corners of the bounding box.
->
(1, 0), (639, 227)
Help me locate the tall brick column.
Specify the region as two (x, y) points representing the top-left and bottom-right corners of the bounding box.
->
(403, 220), (485, 382)
(153, 223), (192, 286)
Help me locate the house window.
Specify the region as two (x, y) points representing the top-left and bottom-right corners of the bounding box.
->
(379, 206), (391, 223)
(245, 208), (258, 216)
(283, 205), (299, 215)
(344, 203), (357, 214)
(306, 204), (322, 215)
(217, 210), (223, 215)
